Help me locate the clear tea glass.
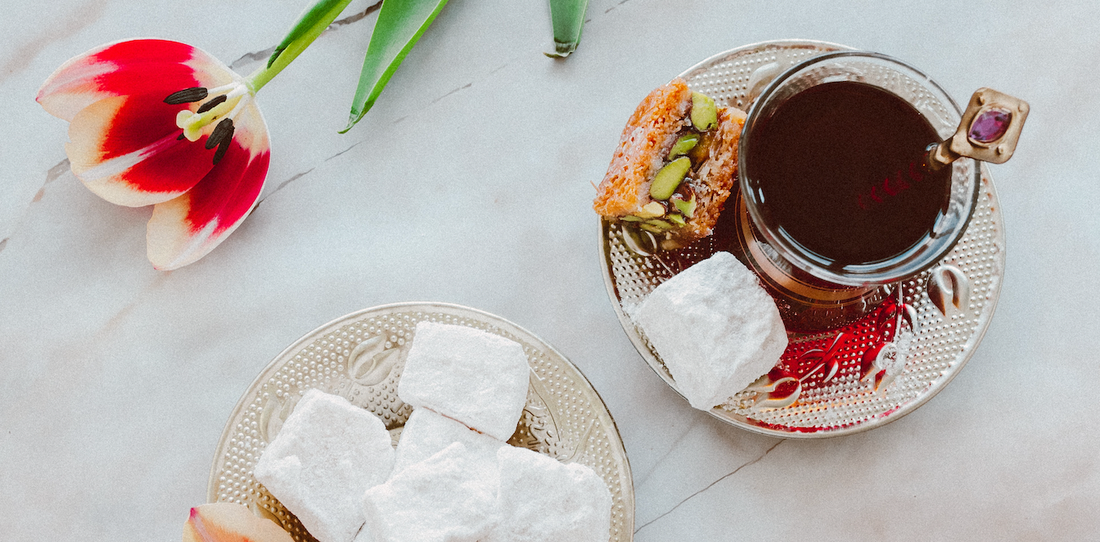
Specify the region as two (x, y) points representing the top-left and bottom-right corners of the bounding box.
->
(738, 51), (980, 288)
(724, 50), (1033, 332)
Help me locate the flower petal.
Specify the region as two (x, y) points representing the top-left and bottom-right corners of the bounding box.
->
(37, 38), (234, 121)
(183, 503), (294, 542)
(65, 93), (218, 206)
(146, 104), (270, 270)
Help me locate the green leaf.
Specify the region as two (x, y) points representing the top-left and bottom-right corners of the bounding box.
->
(267, 0), (356, 69)
(342, 0), (450, 133)
(546, 0), (589, 58)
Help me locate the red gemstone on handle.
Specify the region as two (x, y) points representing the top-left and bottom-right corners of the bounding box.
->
(968, 107), (1012, 143)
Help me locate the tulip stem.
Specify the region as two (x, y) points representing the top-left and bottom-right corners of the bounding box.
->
(246, 0), (356, 93)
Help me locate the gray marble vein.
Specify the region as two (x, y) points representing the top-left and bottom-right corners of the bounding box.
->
(634, 439), (785, 535)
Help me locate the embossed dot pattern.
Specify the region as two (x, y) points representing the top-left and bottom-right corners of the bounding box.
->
(601, 41), (1005, 437)
(209, 304), (634, 542)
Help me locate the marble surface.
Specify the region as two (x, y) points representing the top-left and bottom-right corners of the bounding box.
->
(2, 0), (1098, 540)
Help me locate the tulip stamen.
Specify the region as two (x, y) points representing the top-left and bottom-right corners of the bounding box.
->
(198, 86), (247, 121)
(207, 81), (238, 94)
(205, 118), (234, 150)
(195, 94), (228, 114)
(213, 141), (231, 164)
(169, 81), (253, 164)
(208, 119), (235, 164)
(224, 93), (251, 123)
(174, 84), (249, 143)
(164, 87), (208, 104)
(208, 93), (252, 164)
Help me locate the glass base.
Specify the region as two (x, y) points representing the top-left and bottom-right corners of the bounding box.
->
(714, 193), (889, 332)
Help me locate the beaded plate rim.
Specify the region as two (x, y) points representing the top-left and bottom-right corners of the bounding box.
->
(599, 39), (1006, 439)
(207, 302), (634, 541)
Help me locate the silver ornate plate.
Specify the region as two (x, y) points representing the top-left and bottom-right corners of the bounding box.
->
(599, 40), (1005, 438)
(208, 302), (634, 541)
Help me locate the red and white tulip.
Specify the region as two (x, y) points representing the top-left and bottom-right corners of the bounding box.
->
(37, 38), (270, 270)
(36, 0), (448, 269)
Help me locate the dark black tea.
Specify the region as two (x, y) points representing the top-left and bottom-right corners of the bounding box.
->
(745, 80), (950, 268)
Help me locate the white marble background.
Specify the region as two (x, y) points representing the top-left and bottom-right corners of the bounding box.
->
(2, 0), (1097, 540)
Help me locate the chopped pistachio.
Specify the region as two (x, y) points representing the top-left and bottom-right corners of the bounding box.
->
(667, 213), (686, 226)
(687, 130), (712, 163)
(639, 219), (674, 233)
(690, 91), (718, 131)
(649, 157), (691, 200)
(668, 133), (699, 158)
(671, 193), (697, 218)
(620, 215), (644, 222)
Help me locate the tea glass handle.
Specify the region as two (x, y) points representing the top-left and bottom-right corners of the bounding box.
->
(926, 88), (1030, 169)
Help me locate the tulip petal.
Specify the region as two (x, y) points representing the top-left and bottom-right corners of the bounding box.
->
(183, 503), (293, 542)
(65, 93), (218, 206)
(37, 39), (234, 121)
(147, 104), (270, 270)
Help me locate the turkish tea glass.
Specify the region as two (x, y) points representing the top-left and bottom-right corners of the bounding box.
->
(725, 52), (995, 331)
(739, 51), (980, 288)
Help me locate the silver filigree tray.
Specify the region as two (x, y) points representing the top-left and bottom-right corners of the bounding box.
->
(208, 302), (634, 541)
(599, 40), (1005, 438)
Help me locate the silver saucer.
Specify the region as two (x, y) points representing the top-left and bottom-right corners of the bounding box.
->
(208, 302), (634, 541)
(599, 40), (1005, 438)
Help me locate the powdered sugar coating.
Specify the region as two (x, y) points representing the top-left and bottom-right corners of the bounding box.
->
(487, 445), (612, 542)
(397, 322), (530, 441)
(392, 408), (505, 474)
(361, 442), (499, 542)
(253, 389), (395, 542)
(630, 251), (787, 410)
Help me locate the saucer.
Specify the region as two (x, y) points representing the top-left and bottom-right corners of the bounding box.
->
(208, 302), (634, 541)
(598, 40), (1005, 438)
